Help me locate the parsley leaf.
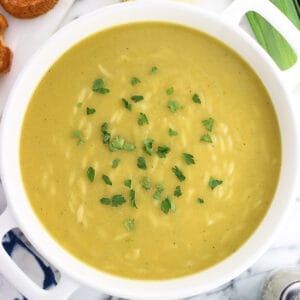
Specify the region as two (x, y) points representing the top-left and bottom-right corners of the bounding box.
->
(153, 183), (164, 200)
(172, 166), (186, 182)
(124, 179), (132, 188)
(202, 118), (214, 132)
(124, 218), (135, 231)
(161, 196), (176, 214)
(209, 176), (223, 190)
(131, 95), (144, 103)
(168, 100), (181, 113)
(182, 153), (195, 165)
(157, 145), (170, 158)
(192, 93), (201, 103)
(150, 66), (158, 74)
(109, 136), (125, 151)
(168, 128), (178, 136)
(131, 77), (141, 86)
(138, 112), (148, 126)
(102, 174), (112, 185)
(143, 138), (153, 156)
(86, 107), (96, 115)
(140, 176), (151, 190)
(100, 123), (111, 144)
(123, 143), (136, 151)
(77, 102), (83, 108)
(166, 87), (174, 95)
(71, 130), (85, 145)
(137, 157), (147, 170)
(100, 197), (111, 205)
(87, 167), (95, 182)
(130, 189), (137, 208)
(174, 186), (182, 197)
(122, 98), (132, 111)
(200, 134), (213, 143)
(197, 198), (204, 204)
(111, 194), (126, 207)
(112, 159), (120, 168)
(92, 78), (110, 94)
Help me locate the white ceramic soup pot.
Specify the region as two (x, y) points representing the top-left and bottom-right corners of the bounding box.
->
(0, 0), (300, 299)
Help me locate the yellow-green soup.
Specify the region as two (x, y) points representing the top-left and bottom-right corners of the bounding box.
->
(20, 23), (281, 279)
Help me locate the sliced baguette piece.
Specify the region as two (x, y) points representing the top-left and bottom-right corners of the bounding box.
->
(0, 13), (13, 73)
(0, 0), (58, 19)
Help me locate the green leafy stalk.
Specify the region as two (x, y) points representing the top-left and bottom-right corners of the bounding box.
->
(247, 0), (300, 70)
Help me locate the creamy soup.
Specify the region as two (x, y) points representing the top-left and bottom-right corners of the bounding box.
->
(20, 23), (281, 279)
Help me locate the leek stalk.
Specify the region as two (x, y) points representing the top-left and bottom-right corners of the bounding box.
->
(247, 0), (300, 70)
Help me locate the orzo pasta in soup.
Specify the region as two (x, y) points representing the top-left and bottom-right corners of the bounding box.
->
(20, 23), (281, 279)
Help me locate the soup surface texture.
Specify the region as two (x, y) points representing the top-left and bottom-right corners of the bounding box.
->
(20, 23), (281, 279)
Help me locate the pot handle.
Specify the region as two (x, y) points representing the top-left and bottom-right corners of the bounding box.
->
(221, 0), (300, 199)
(0, 208), (79, 300)
(221, 0), (300, 91)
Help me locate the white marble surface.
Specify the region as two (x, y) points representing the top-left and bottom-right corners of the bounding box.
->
(0, 0), (300, 299)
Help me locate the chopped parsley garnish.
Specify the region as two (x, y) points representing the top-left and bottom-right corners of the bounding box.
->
(111, 194), (126, 207)
(124, 219), (135, 231)
(131, 95), (144, 102)
(112, 159), (120, 168)
(92, 78), (110, 94)
(109, 136), (125, 151)
(166, 87), (174, 95)
(172, 166), (186, 182)
(100, 122), (111, 144)
(182, 153), (195, 165)
(168, 100), (181, 112)
(137, 157), (147, 170)
(197, 198), (204, 204)
(192, 93), (201, 103)
(200, 134), (213, 143)
(102, 174), (112, 185)
(161, 196), (176, 214)
(100, 197), (111, 205)
(209, 176), (223, 190)
(140, 176), (151, 190)
(168, 128), (178, 136)
(77, 102), (83, 108)
(138, 112), (149, 126)
(122, 98), (132, 111)
(87, 167), (95, 182)
(150, 66), (158, 74)
(143, 138), (153, 156)
(174, 186), (182, 197)
(86, 107), (96, 115)
(130, 189), (137, 208)
(124, 179), (132, 188)
(202, 118), (214, 132)
(157, 145), (170, 158)
(131, 77), (141, 86)
(71, 130), (85, 145)
(123, 143), (136, 151)
(153, 183), (164, 200)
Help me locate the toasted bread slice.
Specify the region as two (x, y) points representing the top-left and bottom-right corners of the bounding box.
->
(0, 0), (58, 19)
(0, 14), (12, 73)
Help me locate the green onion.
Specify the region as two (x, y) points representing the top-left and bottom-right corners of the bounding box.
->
(246, 0), (300, 70)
